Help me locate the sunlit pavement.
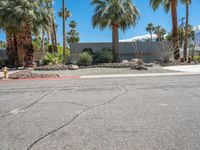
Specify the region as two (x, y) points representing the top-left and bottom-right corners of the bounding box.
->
(164, 64), (200, 73)
(1, 75), (200, 150)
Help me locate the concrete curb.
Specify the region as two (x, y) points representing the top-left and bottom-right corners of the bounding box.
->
(1, 72), (200, 83)
(80, 72), (200, 79)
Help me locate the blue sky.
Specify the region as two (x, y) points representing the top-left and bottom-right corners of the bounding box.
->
(0, 0), (199, 43)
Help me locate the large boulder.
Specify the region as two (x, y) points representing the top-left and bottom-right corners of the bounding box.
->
(68, 65), (79, 70)
(130, 58), (144, 66)
(122, 60), (129, 64)
(130, 65), (148, 70)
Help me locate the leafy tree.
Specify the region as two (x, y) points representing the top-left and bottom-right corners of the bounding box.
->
(67, 20), (80, 44)
(91, 0), (140, 62)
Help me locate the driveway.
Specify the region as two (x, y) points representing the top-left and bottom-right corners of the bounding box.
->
(0, 75), (200, 150)
(164, 64), (200, 73)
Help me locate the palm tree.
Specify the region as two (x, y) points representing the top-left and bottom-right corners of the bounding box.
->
(58, 6), (71, 64)
(48, 0), (58, 53)
(91, 0), (140, 62)
(0, 0), (52, 67)
(181, 0), (191, 61)
(146, 23), (154, 41)
(150, 0), (180, 60)
(153, 25), (166, 41)
(67, 20), (80, 44)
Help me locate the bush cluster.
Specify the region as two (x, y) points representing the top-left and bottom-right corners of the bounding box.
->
(42, 45), (71, 65)
(78, 47), (113, 66)
(78, 52), (93, 66)
(193, 56), (200, 63)
(93, 48), (113, 64)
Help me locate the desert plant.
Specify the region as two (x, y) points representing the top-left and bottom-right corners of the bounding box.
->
(42, 53), (60, 65)
(78, 52), (93, 66)
(42, 46), (70, 65)
(193, 56), (200, 63)
(81, 48), (94, 55)
(93, 48), (113, 64)
(132, 42), (144, 60)
(154, 41), (174, 63)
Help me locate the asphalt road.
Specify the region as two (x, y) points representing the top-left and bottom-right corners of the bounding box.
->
(0, 75), (200, 150)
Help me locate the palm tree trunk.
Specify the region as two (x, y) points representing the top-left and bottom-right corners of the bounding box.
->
(47, 31), (50, 44)
(42, 29), (45, 53)
(150, 31), (153, 42)
(112, 24), (119, 62)
(171, 0), (180, 60)
(23, 18), (34, 67)
(6, 31), (17, 66)
(52, 21), (58, 52)
(184, 1), (189, 61)
(50, 24), (55, 53)
(62, 0), (66, 64)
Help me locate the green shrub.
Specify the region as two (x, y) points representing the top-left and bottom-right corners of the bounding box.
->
(78, 52), (93, 66)
(42, 53), (61, 65)
(193, 56), (200, 63)
(93, 48), (113, 64)
(81, 48), (93, 55)
(43, 45), (71, 65)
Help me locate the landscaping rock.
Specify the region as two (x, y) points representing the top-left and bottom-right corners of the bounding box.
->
(35, 64), (68, 71)
(122, 60), (129, 64)
(131, 65), (148, 70)
(144, 63), (154, 67)
(68, 65), (79, 70)
(9, 71), (60, 79)
(130, 58), (144, 65)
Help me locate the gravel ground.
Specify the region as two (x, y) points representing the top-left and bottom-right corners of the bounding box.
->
(33, 66), (177, 76)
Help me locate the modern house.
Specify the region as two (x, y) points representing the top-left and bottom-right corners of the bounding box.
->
(70, 41), (173, 63)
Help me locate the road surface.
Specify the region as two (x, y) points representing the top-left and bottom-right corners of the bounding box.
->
(0, 75), (200, 150)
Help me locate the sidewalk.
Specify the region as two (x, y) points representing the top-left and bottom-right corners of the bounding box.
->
(163, 65), (200, 73)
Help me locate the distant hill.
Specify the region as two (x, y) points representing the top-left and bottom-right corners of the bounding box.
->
(120, 25), (200, 45)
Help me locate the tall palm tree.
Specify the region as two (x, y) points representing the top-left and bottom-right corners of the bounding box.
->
(58, 6), (71, 64)
(146, 23), (154, 41)
(67, 20), (80, 44)
(150, 0), (180, 60)
(181, 0), (191, 61)
(153, 25), (166, 41)
(48, 0), (58, 53)
(91, 0), (140, 62)
(0, 0), (52, 67)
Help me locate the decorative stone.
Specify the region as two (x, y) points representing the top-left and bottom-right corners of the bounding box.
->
(130, 65), (148, 70)
(9, 71), (60, 79)
(144, 63), (154, 67)
(122, 60), (129, 64)
(68, 65), (79, 70)
(130, 58), (144, 65)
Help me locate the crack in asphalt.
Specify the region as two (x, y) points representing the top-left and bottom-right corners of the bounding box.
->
(0, 87), (58, 119)
(38, 101), (91, 108)
(26, 85), (128, 150)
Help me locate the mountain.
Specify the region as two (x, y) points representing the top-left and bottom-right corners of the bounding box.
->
(119, 34), (157, 42)
(120, 25), (200, 45)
